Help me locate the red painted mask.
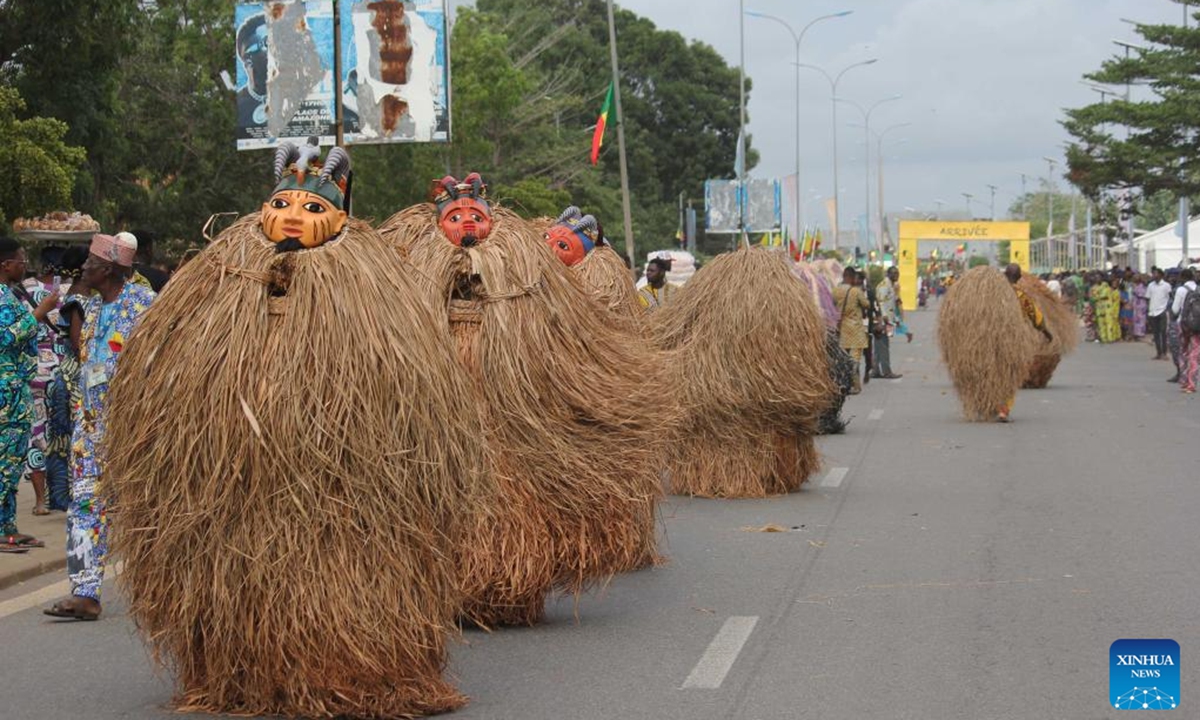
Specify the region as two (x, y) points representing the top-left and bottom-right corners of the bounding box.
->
(545, 225), (592, 266)
(439, 199), (492, 247)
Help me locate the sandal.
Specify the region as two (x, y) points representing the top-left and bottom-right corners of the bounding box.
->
(2, 534), (44, 548)
(0, 543), (30, 554)
(43, 598), (101, 621)
(32, 504), (51, 517)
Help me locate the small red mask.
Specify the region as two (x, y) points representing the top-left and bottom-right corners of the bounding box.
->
(439, 198), (492, 247)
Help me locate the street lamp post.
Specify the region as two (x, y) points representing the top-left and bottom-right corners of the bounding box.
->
(746, 9), (852, 241)
(875, 124), (910, 254)
(1020, 173), (1030, 220)
(962, 192), (974, 218)
(797, 58), (878, 252)
(934, 198), (946, 219)
(1112, 39), (1148, 140)
(986, 184), (998, 220)
(839, 94), (901, 257)
(1043, 156), (1058, 238)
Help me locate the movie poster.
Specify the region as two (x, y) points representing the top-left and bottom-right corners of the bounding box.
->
(235, 1), (337, 150)
(340, 0), (450, 144)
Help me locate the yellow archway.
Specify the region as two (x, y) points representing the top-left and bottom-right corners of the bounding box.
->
(897, 220), (1031, 310)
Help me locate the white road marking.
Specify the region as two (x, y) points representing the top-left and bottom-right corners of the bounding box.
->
(0, 563), (123, 621)
(868, 408), (885, 420)
(682, 616), (759, 689)
(820, 467), (850, 488)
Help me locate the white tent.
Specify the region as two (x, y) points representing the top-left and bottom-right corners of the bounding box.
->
(1131, 216), (1200, 269)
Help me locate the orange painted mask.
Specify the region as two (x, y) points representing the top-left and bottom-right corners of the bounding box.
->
(261, 190), (348, 249)
(545, 206), (599, 266)
(263, 140), (351, 251)
(545, 225), (593, 266)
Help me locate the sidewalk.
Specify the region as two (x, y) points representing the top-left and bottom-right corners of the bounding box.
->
(1, 482), (68, 591)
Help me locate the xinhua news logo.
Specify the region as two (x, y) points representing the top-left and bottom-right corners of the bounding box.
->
(1110, 639), (1180, 710)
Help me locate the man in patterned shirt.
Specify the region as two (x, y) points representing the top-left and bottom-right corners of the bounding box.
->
(44, 233), (154, 620)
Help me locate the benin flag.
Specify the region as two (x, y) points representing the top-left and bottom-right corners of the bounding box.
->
(590, 82), (614, 165)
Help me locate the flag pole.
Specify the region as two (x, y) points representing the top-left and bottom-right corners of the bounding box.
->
(605, 0), (636, 270)
(333, 1), (344, 147)
(738, 0), (748, 249)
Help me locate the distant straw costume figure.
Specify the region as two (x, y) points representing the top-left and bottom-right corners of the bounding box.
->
(937, 265), (1044, 422)
(103, 141), (485, 717)
(651, 247), (835, 497)
(380, 177), (666, 626)
(544, 206), (646, 332)
(1018, 274), (1079, 388)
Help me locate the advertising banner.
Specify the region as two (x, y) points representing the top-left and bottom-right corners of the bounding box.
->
(235, 0), (449, 150)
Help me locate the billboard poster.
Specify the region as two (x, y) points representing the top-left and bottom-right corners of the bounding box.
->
(234, 1), (450, 150)
(340, 0), (450, 144)
(704, 179), (782, 234)
(235, 1), (337, 150)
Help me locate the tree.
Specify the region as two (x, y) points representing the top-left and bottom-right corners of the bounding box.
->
(471, 0), (753, 256)
(1062, 0), (1200, 202)
(0, 0), (139, 215)
(0, 86), (87, 228)
(109, 0), (264, 244)
(1007, 186), (1084, 239)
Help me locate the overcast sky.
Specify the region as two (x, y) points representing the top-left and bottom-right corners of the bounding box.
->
(455, 0), (1184, 235)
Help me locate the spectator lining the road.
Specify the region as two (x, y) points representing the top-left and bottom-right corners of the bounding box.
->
(1173, 268), (1199, 394)
(1148, 267), (1172, 360)
(873, 266), (903, 379)
(637, 257), (676, 312)
(44, 233), (154, 620)
(832, 267), (869, 395)
(0, 237), (50, 553)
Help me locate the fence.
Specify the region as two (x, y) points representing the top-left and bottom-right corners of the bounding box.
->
(1028, 232), (1109, 274)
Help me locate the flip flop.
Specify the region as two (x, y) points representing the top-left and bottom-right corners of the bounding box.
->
(3, 534), (44, 548)
(43, 600), (100, 621)
(0, 544), (30, 554)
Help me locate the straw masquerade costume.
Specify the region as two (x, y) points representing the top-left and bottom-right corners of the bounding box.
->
(937, 266), (1041, 422)
(1017, 274), (1079, 389)
(545, 206), (646, 332)
(651, 248), (835, 497)
(380, 180), (668, 626)
(101, 144), (485, 717)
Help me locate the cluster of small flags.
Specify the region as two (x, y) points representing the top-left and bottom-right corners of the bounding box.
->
(755, 228), (823, 261)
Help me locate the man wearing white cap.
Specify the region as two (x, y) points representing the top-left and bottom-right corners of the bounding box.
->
(45, 232), (155, 621)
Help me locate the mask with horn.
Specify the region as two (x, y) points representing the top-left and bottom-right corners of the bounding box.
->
(545, 206), (599, 266)
(431, 172), (492, 247)
(262, 136), (351, 251)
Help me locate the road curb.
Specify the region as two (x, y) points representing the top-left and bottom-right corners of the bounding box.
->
(0, 555), (66, 592)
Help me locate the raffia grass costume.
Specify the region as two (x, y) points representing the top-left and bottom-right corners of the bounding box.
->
(104, 215), (484, 717)
(937, 266), (1040, 420)
(1018, 275), (1079, 388)
(380, 205), (667, 626)
(573, 245), (646, 334)
(651, 247), (834, 497)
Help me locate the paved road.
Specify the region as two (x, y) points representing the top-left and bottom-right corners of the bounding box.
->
(2, 306), (1197, 719)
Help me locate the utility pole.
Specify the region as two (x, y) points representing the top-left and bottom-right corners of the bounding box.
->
(986, 184), (998, 221)
(738, 0), (747, 248)
(606, 0), (636, 267)
(1020, 173), (1028, 220)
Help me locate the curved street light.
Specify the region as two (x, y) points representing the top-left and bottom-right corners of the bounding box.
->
(839, 94), (902, 255)
(795, 58), (878, 251)
(745, 9), (853, 236)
